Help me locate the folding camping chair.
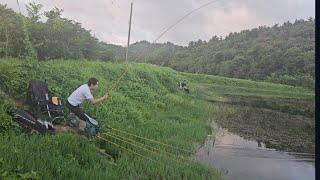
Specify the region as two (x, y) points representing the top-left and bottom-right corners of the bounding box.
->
(27, 80), (65, 122)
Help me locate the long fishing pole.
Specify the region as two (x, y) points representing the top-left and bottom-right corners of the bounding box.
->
(108, 2), (133, 93)
(153, 0), (222, 43)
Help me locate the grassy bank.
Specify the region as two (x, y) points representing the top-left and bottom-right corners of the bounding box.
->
(0, 59), (219, 179)
(0, 58), (314, 179)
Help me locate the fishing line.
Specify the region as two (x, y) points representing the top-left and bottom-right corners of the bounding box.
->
(103, 131), (191, 162)
(102, 132), (184, 163)
(106, 126), (193, 154)
(97, 135), (154, 161)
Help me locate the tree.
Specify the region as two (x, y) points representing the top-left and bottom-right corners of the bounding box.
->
(44, 7), (63, 20)
(26, 2), (43, 23)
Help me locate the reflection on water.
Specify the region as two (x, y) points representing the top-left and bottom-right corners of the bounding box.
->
(196, 127), (315, 180)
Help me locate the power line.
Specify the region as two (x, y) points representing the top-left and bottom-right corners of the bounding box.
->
(153, 0), (222, 43)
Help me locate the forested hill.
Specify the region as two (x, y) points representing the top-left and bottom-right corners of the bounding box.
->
(0, 3), (315, 88)
(126, 19), (315, 89)
(0, 4), (117, 61)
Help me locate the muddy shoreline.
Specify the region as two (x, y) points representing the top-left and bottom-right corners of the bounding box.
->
(212, 101), (315, 153)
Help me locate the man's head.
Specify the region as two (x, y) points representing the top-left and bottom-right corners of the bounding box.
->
(87, 77), (99, 90)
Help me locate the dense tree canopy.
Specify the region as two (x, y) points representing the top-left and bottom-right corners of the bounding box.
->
(126, 19), (315, 89)
(0, 3), (115, 61)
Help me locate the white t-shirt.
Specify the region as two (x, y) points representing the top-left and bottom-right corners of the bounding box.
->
(67, 84), (93, 106)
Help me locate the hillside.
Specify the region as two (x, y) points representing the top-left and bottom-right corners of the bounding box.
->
(0, 59), (220, 179)
(126, 19), (315, 89)
(0, 59), (314, 179)
(0, 4), (315, 89)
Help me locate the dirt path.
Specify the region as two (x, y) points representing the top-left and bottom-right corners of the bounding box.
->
(54, 124), (79, 134)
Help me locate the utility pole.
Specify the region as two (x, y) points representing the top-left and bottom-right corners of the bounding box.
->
(125, 2), (133, 61)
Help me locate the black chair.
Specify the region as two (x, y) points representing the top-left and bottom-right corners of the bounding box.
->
(27, 80), (65, 122)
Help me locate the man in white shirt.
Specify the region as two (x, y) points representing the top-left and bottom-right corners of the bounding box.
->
(66, 77), (108, 122)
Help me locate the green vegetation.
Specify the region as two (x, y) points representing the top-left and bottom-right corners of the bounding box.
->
(0, 1), (315, 178)
(0, 3), (116, 61)
(126, 19), (315, 89)
(0, 58), (314, 178)
(187, 75), (314, 153)
(0, 92), (20, 135)
(213, 102), (314, 153)
(0, 3), (314, 88)
(0, 59), (221, 179)
(0, 134), (117, 179)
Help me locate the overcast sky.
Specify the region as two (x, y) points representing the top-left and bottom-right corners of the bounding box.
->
(1, 0), (315, 46)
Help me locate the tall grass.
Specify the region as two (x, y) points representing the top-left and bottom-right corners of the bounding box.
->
(0, 58), (314, 179)
(0, 59), (219, 179)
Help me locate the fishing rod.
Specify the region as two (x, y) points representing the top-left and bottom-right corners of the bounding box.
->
(153, 0), (222, 43)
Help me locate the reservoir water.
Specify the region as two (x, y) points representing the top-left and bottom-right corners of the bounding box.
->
(196, 126), (315, 180)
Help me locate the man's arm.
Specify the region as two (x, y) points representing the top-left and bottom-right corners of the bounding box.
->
(88, 93), (108, 105)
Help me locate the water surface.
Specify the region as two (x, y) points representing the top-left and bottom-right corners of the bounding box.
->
(196, 127), (315, 180)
